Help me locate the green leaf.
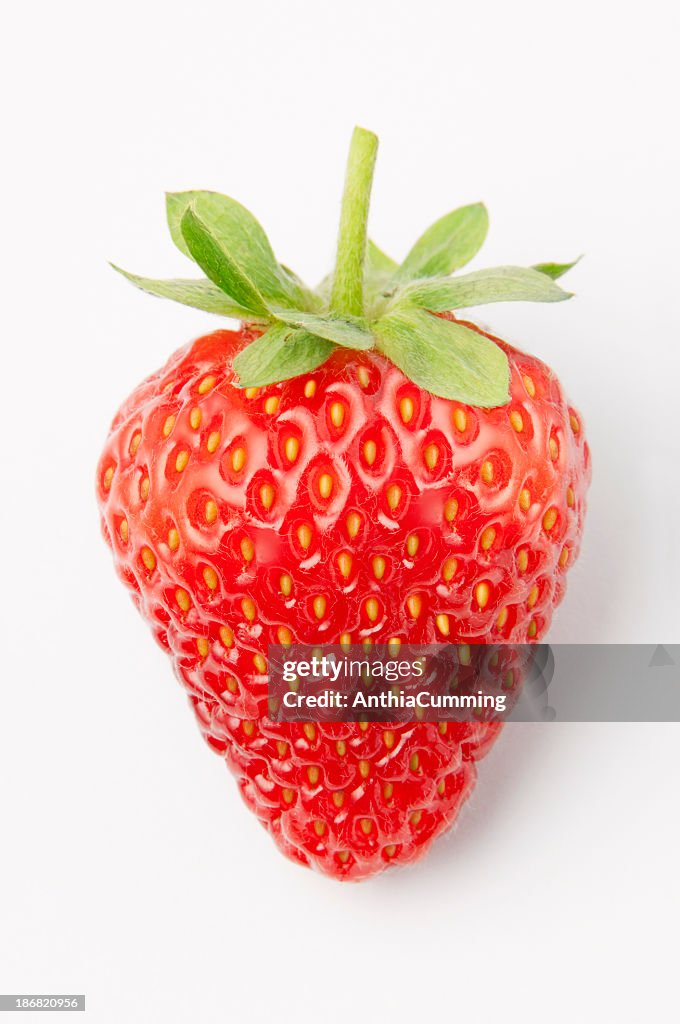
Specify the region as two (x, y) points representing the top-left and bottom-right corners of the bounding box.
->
(374, 308), (510, 407)
(367, 239), (398, 277)
(395, 203), (489, 282)
(180, 205), (271, 317)
(233, 324), (335, 387)
(269, 306), (374, 350)
(166, 191), (305, 306)
(110, 265), (257, 318)
(397, 266), (572, 312)
(533, 257), (581, 281)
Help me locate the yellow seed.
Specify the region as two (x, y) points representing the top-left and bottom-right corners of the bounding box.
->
(336, 740), (347, 757)
(481, 460), (494, 484)
(253, 654), (266, 673)
(206, 431), (221, 454)
(387, 637), (401, 654)
(383, 731), (395, 749)
(481, 526), (496, 551)
(453, 407), (468, 432)
(175, 450), (189, 472)
(241, 597), (256, 621)
(357, 366), (370, 388)
(276, 741), (289, 757)
(284, 436), (300, 462)
(240, 537), (255, 561)
(384, 844), (397, 858)
(346, 512), (362, 539)
(219, 626), (234, 648)
(119, 519), (128, 543)
(140, 477), (150, 501)
(567, 486), (575, 507)
(442, 557), (458, 582)
(359, 760), (370, 778)
(437, 780), (446, 796)
(410, 753), (420, 771)
(302, 380), (316, 399)
(370, 556), (386, 581)
(497, 607), (509, 629)
(226, 677), (238, 694)
(359, 720), (369, 732)
(176, 588), (190, 612)
(337, 552), (353, 578)
(399, 397), (414, 424)
(259, 483), (275, 511)
(330, 401), (345, 428)
(459, 644), (471, 665)
(318, 473), (333, 499)
(363, 440), (377, 466)
(339, 632), (352, 649)
(196, 637), (209, 658)
(436, 613), (450, 636)
(509, 410), (524, 432)
(277, 626), (292, 646)
(264, 396), (280, 415)
(410, 811), (422, 826)
(313, 820), (326, 837)
(406, 534), (419, 557)
(313, 595), (327, 620)
(383, 782), (394, 800)
(205, 499), (218, 524)
(282, 788), (295, 804)
(519, 488), (531, 511)
(129, 431), (142, 456)
(297, 524), (312, 550)
(475, 581), (491, 608)
(528, 585), (540, 608)
(386, 484), (402, 511)
(167, 527), (179, 551)
(203, 566), (218, 591)
(189, 408), (202, 430)
(523, 374), (536, 398)
(528, 619), (538, 638)
(333, 791), (345, 808)
(439, 722), (448, 735)
(198, 374), (216, 395)
(444, 497), (459, 523)
(103, 466), (114, 490)
(307, 766), (320, 785)
(337, 851), (349, 863)
(280, 574), (292, 597)
(244, 387), (260, 399)
(360, 819), (373, 835)
(141, 547), (156, 572)
(569, 412), (580, 434)
(424, 443), (440, 470)
(549, 437), (559, 461)
(559, 546), (570, 568)
(543, 507), (558, 532)
(407, 594), (423, 619)
(162, 414), (176, 437)
(365, 598), (380, 622)
(231, 447), (246, 472)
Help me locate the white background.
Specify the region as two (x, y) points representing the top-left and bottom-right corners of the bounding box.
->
(2, 2), (679, 1021)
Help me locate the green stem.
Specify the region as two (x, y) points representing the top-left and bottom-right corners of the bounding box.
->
(330, 127), (379, 318)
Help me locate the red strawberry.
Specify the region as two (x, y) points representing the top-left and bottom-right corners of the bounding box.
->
(99, 127), (589, 880)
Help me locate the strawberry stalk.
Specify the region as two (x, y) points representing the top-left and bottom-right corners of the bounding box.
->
(329, 127), (379, 318)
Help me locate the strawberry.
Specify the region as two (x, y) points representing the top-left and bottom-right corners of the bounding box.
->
(98, 127), (589, 880)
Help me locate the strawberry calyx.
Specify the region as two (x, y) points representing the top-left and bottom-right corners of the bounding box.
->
(111, 127), (578, 407)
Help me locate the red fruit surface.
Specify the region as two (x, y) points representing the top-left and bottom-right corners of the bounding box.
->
(97, 319), (590, 880)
